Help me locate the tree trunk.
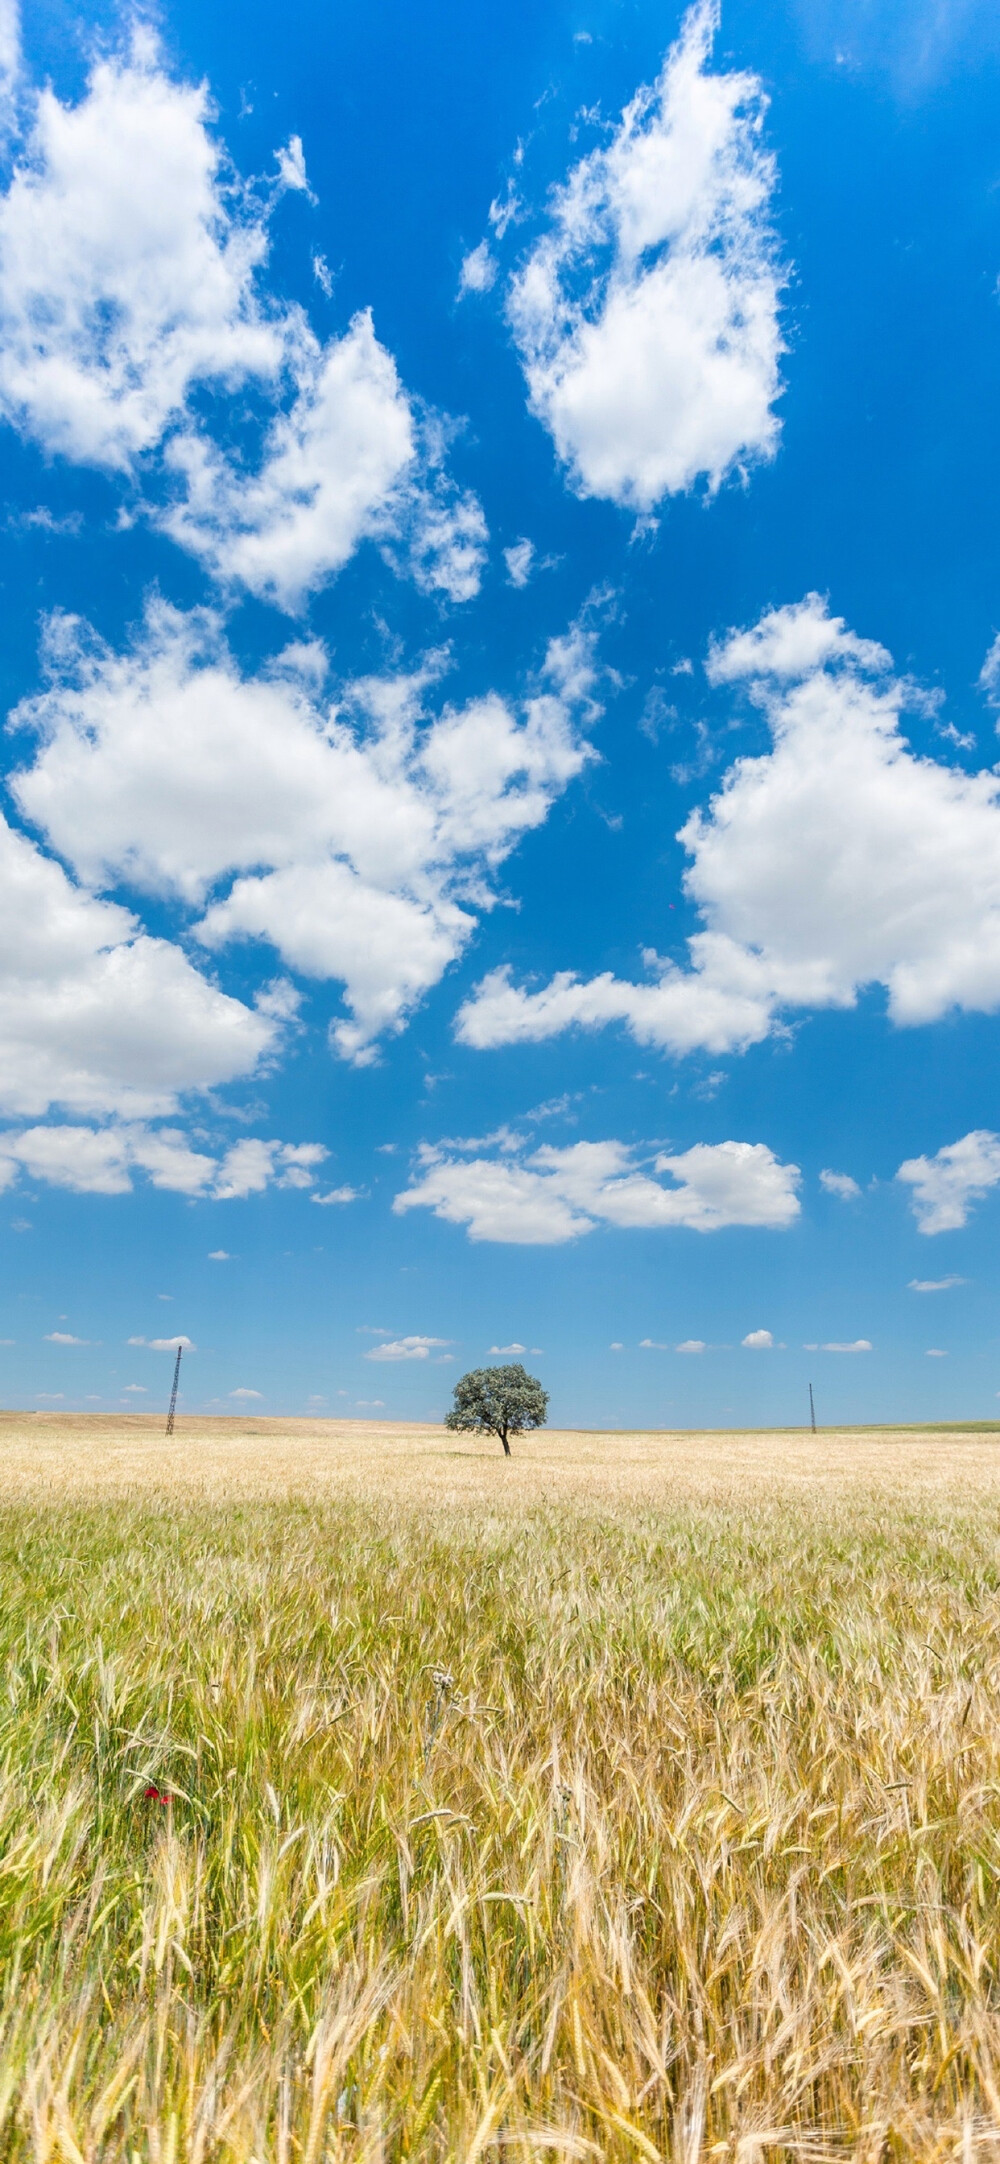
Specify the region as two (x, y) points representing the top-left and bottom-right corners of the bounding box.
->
(500, 1426), (511, 1457)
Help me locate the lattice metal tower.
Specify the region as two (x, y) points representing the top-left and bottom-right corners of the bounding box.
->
(165, 1343), (183, 1436)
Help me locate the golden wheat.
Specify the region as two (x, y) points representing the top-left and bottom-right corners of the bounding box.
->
(0, 1414), (999, 2160)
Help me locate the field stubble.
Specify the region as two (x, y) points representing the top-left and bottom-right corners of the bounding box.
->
(1, 1416), (1000, 2159)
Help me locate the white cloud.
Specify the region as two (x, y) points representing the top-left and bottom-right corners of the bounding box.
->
(676, 1338), (705, 1352)
(364, 1335), (450, 1361)
(123, 1383), (146, 1393)
(926, 1348), (947, 1357)
(490, 183), (522, 241)
(640, 1337), (670, 1349)
(0, 1123), (325, 1199)
(706, 595), (890, 685)
(742, 1328), (772, 1348)
(980, 634), (1000, 709)
(0, 34), (485, 607)
(15, 599), (598, 1063)
(208, 1249), (230, 1260)
(821, 1340), (872, 1353)
(45, 1330), (87, 1344)
(908, 1274), (965, 1292)
(274, 135), (311, 196)
(230, 1386), (262, 1399)
(129, 1334), (194, 1352)
(458, 241), (497, 296)
(394, 1135), (800, 1244)
(212, 1137), (326, 1199)
(504, 539), (535, 588)
(489, 1341), (525, 1354)
(0, 809), (275, 1119)
(507, 0), (783, 508)
(162, 317), (488, 611)
(0, 34), (281, 466)
(311, 1185), (360, 1206)
(457, 595), (1000, 1060)
(0, 0), (19, 137)
(609, 1341), (623, 1350)
(820, 1169), (861, 1200)
(897, 1130), (1000, 1234)
(456, 954), (776, 1058)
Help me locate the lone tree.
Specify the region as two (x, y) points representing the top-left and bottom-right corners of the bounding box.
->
(445, 1363), (548, 1458)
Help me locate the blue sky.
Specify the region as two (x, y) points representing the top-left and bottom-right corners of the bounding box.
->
(1, 0), (1000, 1428)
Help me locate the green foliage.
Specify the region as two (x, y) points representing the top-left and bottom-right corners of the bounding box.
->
(444, 1362), (549, 1455)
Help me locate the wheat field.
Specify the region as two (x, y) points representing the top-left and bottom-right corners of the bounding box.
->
(3, 1412), (1000, 2161)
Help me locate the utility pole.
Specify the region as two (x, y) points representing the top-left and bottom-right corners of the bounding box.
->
(166, 1343), (183, 1437)
(809, 1382), (816, 1434)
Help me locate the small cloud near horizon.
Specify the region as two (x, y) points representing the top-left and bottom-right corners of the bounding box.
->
(365, 1335), (451, 1362)
(129, 1334), (195, 1352)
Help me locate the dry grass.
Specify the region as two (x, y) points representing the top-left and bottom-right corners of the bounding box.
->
(2, 1414), (1000, 2159)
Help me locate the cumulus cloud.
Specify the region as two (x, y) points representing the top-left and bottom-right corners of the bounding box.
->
(676, 1338), (706, 1352)
(489, 1341), (525, 1354)
(162, 317), (488, 611)
(706, 596), (890, 685)
(458, 241), (497, 296)
(0, 1122), (326, 1198)
(457, 595), (1000, 1060)
(0, 32), (280, 467)
(394, 1135), (800, 1244)
(364, 1335), (451, 1361)
(820, 1169), (861, 1199)
(14, 599), (598, 1063)
(214, 1137), (326, 1199)
(45, 1330), (87, 1345)
(909, 1274), (964, 1291)
(507, 0), (783, 508)
(897, 1130), (1000, 1234)
(0, 809), (274, 1119)
(821, 1340), (872, 1353)
(742, 1328), (772, 1348)
(0, 0), (20, 138)
(129, 1334), (194, 1352)
(0, 33), (485, 607)
(229, 1386), (262, 1399)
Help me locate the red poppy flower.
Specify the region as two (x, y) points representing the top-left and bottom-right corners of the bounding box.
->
(144, 1786), (173, 1803)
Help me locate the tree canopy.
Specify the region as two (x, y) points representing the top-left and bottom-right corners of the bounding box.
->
(444, 1364), (548, 1457)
